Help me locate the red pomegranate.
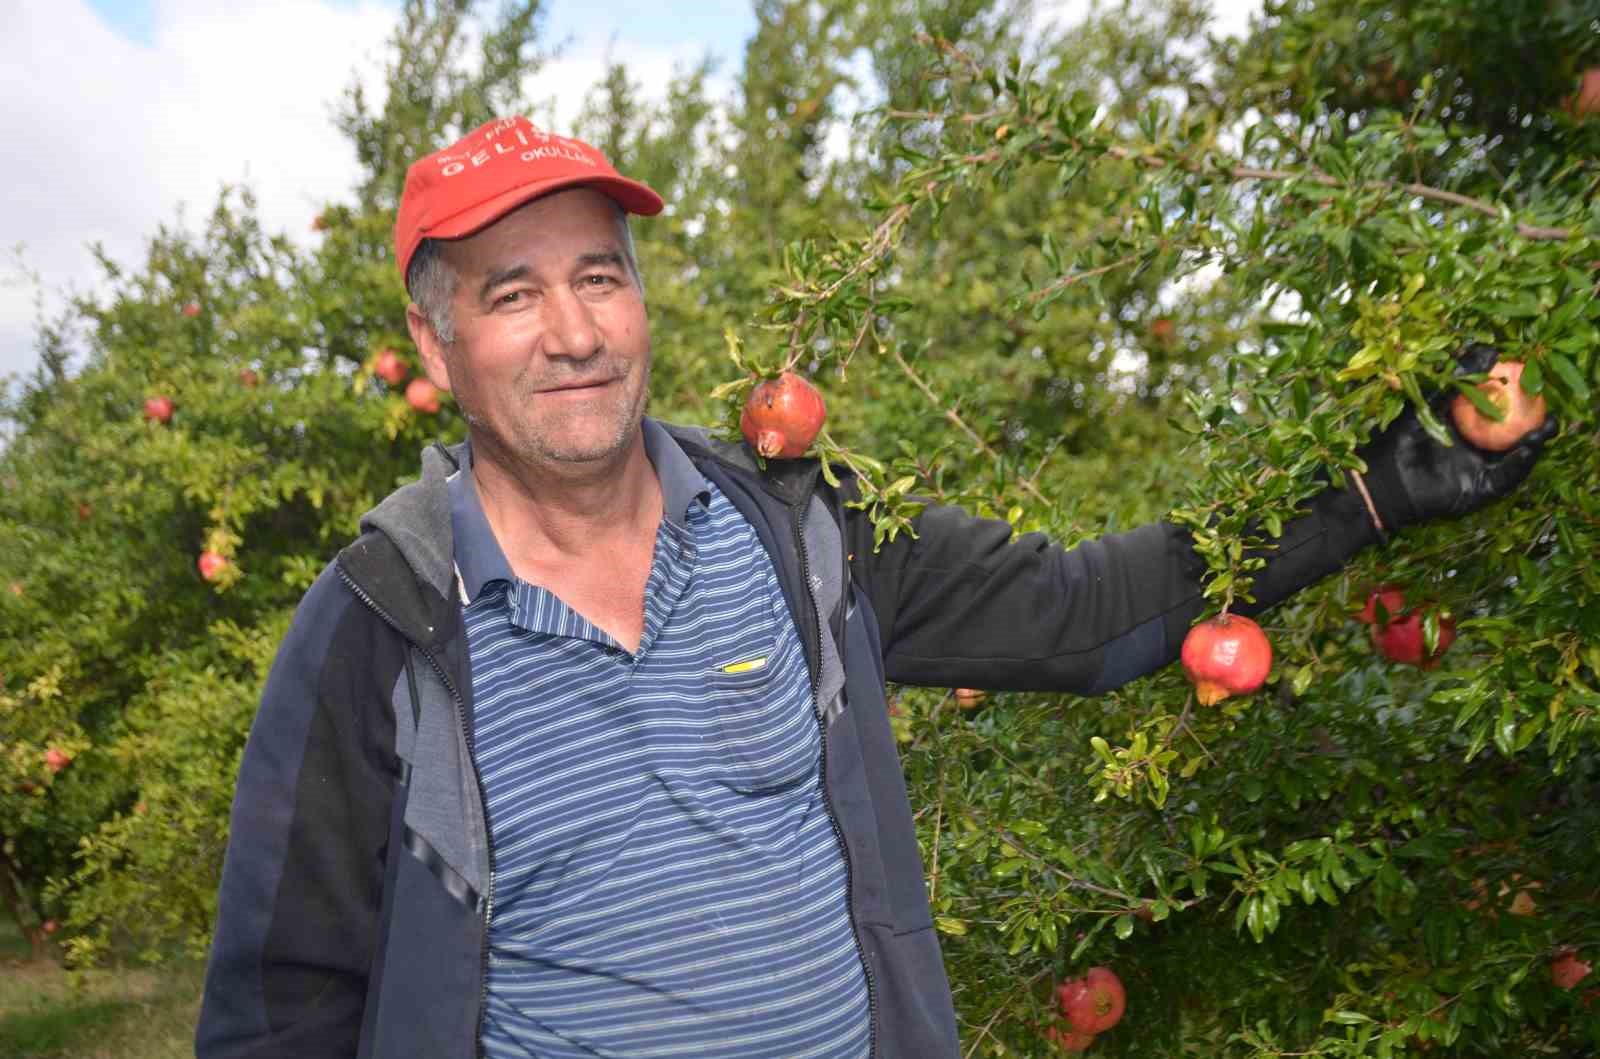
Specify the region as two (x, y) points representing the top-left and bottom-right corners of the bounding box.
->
(1571, 67), (1600, 118)
(373, 348), (408, 385)
(1552, 950), (1592, 990)
(1371, 610), (1456, 669)
(1357, 584), (1406, 625)
(1043, 1023), (1097, 1052)
(1180, 614), (1272, 706)
(197, 551), (228, 582)
(1057, 966), (1126, 1035)
(143, 395), (175, 424)
(740, 371), (827, 459)
(405, 378), (442, 414)
(1449, 360), (1547, 452)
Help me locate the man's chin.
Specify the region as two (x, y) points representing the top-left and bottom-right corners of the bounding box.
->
(524, 418), (643, 469)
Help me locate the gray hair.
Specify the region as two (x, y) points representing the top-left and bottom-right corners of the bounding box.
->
(406, 199), (643, 348)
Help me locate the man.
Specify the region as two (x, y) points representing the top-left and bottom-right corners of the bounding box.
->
(195, 116), (1554, 1058)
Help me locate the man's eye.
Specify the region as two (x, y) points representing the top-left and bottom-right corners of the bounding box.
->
(584, 274), (618, 288)
(496, 290), (524, 305)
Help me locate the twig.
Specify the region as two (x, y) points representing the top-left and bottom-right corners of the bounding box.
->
(1022, 434), (1066, 493)
(1101, 147), (1576, 242)
(1025, 251), (1149, 304)
(889, 344), (1052, 505)
(808, 203), (914, 307)
(961, 968), (1052, 1059)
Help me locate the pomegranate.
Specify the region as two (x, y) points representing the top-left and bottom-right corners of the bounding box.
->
(181, 302), (201, 318)
(405, 378), (442, 414)
(1371, 610), (1456, 669)
(45, 747), (72, 774)
(143, 396), (175, 424)
(1553, 950), (1592, 990)
(1572, 67), (1600, 118)
(1043, 1024), (1096, 1052)
(1449, 360), (1547, 452)
(740, 371), (827, 459)
(239, 368), (260, 388)
(954, 688), (987, 708)
(373, 348), (408, 385)
(1180, 614), (1272, 706)
(41, 919), (58, 935)
(1058, 966), (1126, 1035)
(198, 551), (228, 582)
(1357, 584), (1406, 625)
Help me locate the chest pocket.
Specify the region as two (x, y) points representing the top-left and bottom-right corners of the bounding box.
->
(703, 626), (820, 794)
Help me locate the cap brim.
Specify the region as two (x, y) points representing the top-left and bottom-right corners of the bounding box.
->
(426, 174), (664, 244)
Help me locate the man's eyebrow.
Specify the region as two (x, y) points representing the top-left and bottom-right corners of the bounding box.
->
(575, 250), (628, 271)
(476, 250), (627, 302)
(478, 264), (529, 303)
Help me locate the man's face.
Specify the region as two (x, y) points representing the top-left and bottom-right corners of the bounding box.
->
(410, 188), (651, 475)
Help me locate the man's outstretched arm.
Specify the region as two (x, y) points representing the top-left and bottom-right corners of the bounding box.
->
(848, 345), (1555, 695)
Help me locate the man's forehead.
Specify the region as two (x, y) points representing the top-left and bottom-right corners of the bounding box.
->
(442, 189), (627, 271)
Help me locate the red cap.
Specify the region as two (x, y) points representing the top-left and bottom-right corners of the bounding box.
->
(394, 116), (664, 289)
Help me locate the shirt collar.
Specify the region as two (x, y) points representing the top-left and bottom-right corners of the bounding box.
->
(447, 446), (515, 603)
(448, 419), (711, 603)
(640, 417), (712, 533)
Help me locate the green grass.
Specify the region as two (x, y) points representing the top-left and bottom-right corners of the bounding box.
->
(0, 918), (204, 1059)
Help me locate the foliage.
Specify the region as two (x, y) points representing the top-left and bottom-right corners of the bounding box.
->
(2, 0), (1598, 1056)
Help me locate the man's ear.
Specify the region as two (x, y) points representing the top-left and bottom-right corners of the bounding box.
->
(405, 303), (453, 393)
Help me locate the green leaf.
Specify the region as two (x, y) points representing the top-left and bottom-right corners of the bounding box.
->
(1452, 379), (1505, 422)
(1330, 1010), (1376, 1025)
(1546, 352), (1590, 400)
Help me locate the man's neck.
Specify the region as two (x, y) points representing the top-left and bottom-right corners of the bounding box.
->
(468, 428), (662, 565)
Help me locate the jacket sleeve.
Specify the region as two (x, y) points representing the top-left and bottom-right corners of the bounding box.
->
(844, 480), (1380, 694)
(195, 564), (400, 1058)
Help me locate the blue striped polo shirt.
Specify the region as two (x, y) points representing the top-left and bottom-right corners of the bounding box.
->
(449, 419), (870, 1058)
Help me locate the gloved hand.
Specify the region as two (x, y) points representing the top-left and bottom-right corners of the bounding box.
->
(1359, 343), (1558, 531)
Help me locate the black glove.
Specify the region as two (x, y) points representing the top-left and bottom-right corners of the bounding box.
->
(1360, 343), (1557, 531)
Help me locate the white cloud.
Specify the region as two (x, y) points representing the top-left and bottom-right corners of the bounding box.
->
(0, 0), (394, 385)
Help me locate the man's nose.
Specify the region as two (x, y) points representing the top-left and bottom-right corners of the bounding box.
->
(542, 288), (602, 361)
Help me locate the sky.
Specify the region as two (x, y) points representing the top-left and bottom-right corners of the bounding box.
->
(0, 0), (1261, 387)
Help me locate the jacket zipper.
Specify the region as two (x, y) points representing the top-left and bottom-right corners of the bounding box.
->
(336, 565), (496, 1059)
(791, 482), (880, 1059)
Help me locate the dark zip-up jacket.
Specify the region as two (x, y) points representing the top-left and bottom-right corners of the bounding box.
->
(195, 423), (1380, 1058)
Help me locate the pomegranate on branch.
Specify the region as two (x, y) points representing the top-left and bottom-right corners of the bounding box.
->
(1449, 359), (1548, 453)
(740, 371), (827, 459)
(1181, 614), (1272, 706)
(1057, 966), (1126, 1035)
